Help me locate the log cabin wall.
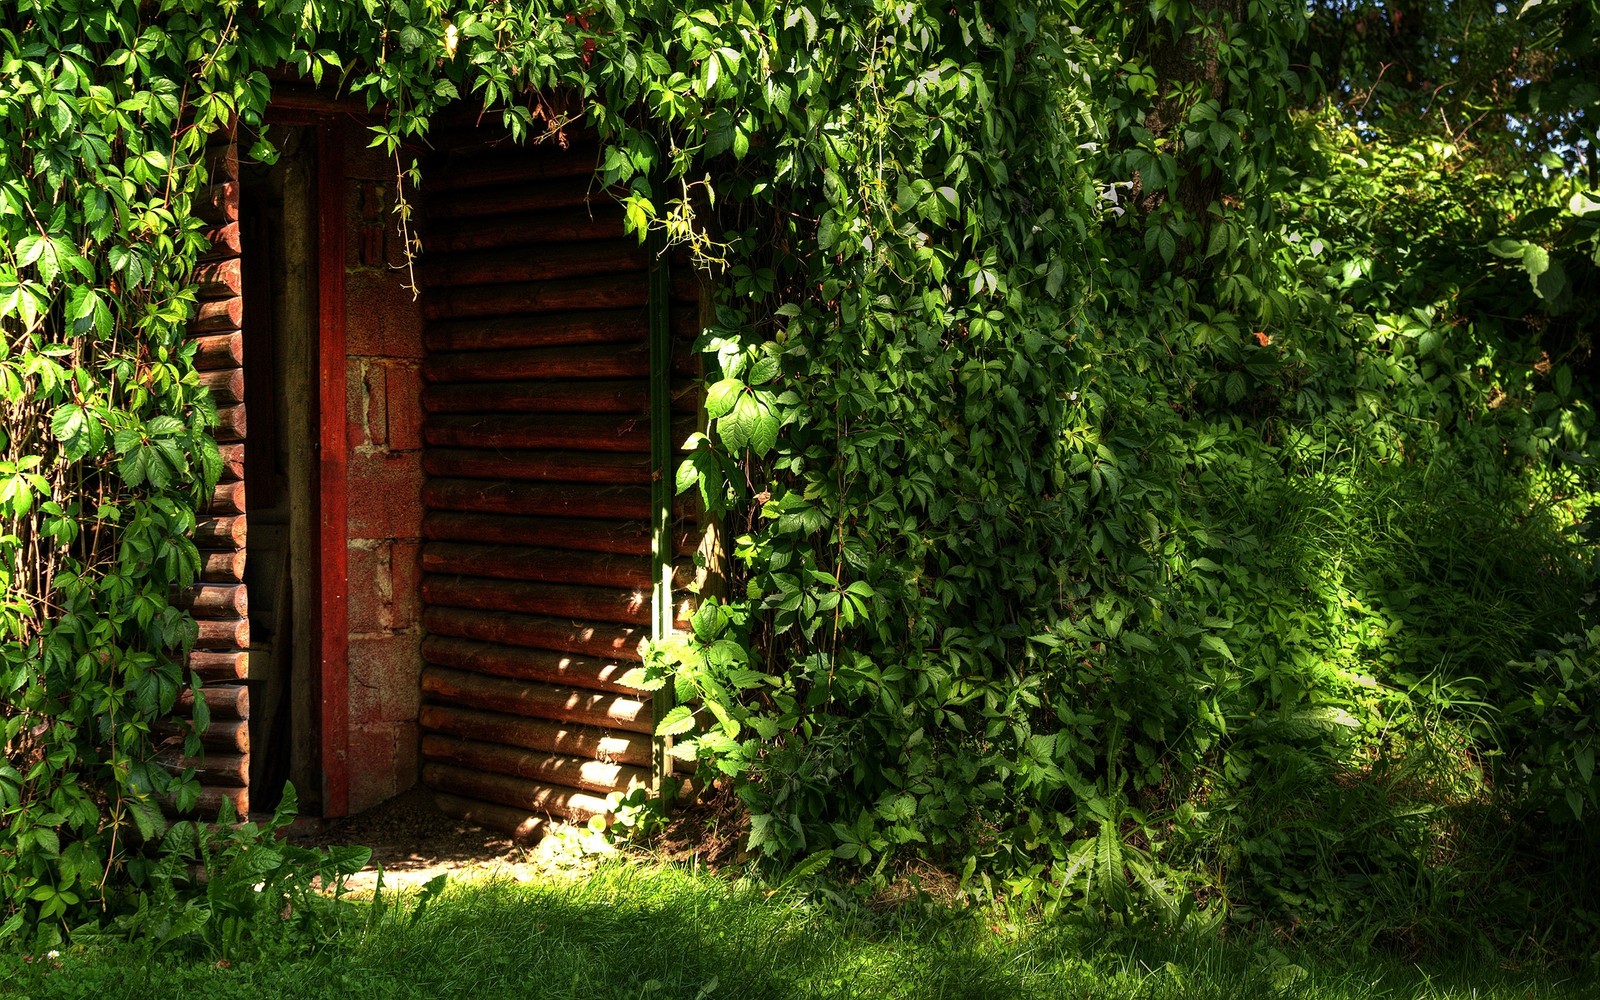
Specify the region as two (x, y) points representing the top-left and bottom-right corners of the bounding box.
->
(414, 128), (699, 839)
(178, 130), (252, 818)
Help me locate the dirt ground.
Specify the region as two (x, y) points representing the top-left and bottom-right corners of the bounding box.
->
(298, 782), (751, 892)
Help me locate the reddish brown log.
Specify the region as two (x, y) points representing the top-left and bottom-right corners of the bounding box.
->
(157, 718), (250, 753)
(423, 479), (651, 520)
(200, 367), (245, 405)
(192, 332), (244, 370)
(189, 296), (242, 334)
(420, 704), (651, 768)
(424, 309), (645, 353)
(186, 650), (249, 682)
(432, 793), (548, 843)
(422, 542), (649, 590)
(422, 607), (644, 661)
(195, 515), (247, 549)
(423, 344), (647, 384)
(422, 448), (649, 485)
(199, 549), (248, 583)
(421, 666), (650, 732)
(195, 180), (240, 225)
(422, 736), (646, 795)
(427, 206), (627, 254)
(422, 379), (647, 415)
(421, 240), (648, 289)
(166, 786), (249, 819)
(195, 617), (249, 650)
(421, 763), (610, 823)
(422, 577), (650, 627)
(206, 143), (239, 183)
(208, 480), (247, 515)
(424, 415), (650, 453)
(195, 258), (242, 299)
(214, 404), (247, 444)
(182, 583), (248, 618)
(179, 683), (249, 720)
(217, 444), (246, 481)
(421, 635), (634, 693)
(427, 145), (601, 191)
(202, 222), (242, 259)
(427, 181), (622, 221)
(422, 511), (649, 555)
(422, 274), (649, 320)
(173, 752), (249, 787)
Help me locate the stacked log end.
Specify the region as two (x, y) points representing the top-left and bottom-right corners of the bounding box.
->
(172, 132), (250, 820)
(418, 134), (688, 839)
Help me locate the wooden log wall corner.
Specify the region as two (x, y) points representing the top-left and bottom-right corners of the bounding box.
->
(416, 131), (700, 840)
(171, 132), (251, 818)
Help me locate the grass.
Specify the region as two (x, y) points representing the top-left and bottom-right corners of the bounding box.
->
(1, 858), (1594, 1000)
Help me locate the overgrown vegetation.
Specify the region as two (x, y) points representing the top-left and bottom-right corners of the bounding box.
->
(1, 0), (1596, 961)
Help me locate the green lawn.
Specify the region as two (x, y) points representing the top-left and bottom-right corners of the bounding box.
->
(1, 861), (1592, 1000)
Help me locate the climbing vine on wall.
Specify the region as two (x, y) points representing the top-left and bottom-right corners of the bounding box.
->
(2, 0), (1598, 953)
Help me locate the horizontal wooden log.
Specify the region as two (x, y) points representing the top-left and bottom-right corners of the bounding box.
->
(422, 666), (649, 732)
(427, 205), (628, 254)
(192, 332), (244, 370)
(421, 704), (651, 768)
(201, 367), (245, 406)
(422, 378), (646, 415)
(422, 763), (611, 824)
(422, 736), (647, 795)
(195, 180), (240, 225)
(171, 752), (249, 788)
(195, 617), (249, 650)
(179, 682), (249, 720)
(422, 542), (649, 590)
(424, 415), (650, 453)
(433, 793), (548, 843)
(422, 577), (650, 627)
(157, 718), (250, 754)
(165, 785), (249, 820)
(423, 380), (700, 417)
(427, 180), (622, 221)
(214, 404), (247, 444)
(195, 258), (242, 299)
(195, 515), (247, 549)
(208, 480), (247, 516)
(422, 448), (649, 485)
(422, 510), (701, 556)
(424, 308), (645, 353)
(421, 240), (648, 289)
(427, 145), (601, 192)
(181, 583), (248, 618)
(206, 143), (238, 184)
(186, 650), (249, 682)
(422, 606), (644, 661)
(200, 548), (248, 583)
(217, 443), (246, 482)
(202, 222), (242, 259)
(423, 478), (651, 520)
(424, 344), (647, 383)
(188, 295), (242, 334)
(421, 635), (634, 693)
(422, 707), (652, 768)
(422, 273), (652, 321)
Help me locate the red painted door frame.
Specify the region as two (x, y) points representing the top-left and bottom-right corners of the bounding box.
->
(259, 105), (350, 817)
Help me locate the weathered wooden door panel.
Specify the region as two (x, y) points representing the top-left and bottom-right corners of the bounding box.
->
(416, 134), (693, 838)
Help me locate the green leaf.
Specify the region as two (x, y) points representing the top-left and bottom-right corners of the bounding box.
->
(656, 704), (696, 737)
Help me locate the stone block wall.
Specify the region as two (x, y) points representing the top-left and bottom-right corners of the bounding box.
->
(340, 132), (425, 813)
